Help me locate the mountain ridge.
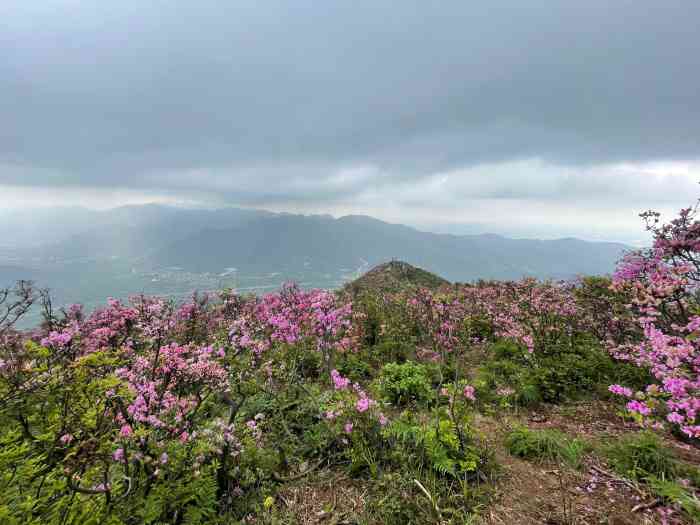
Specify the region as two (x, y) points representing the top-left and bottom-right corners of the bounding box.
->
(146, 210), (628, 282)
(1, 204), (630, 288)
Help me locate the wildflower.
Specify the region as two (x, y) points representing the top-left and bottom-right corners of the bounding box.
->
(356, 397), (370, 413)
(626, 400), (651, 416)
(463, 385), (476, 401)
(330, 369), (350, 390)
(608, 384), (633, 398)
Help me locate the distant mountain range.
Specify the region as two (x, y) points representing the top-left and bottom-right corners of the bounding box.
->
(1, 204), (629, 286)
(149, 213), (628, 281)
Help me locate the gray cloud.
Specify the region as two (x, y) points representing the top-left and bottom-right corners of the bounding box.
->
(1, 0), (700, 240)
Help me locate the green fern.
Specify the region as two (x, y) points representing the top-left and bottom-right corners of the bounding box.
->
(384, 411), (482, 478)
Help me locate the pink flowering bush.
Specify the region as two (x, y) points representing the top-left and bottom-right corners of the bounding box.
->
(322, 369), (387, 444)
(2, 214), (699, 524)
(459, 278), (587, 355)
(608, 204), (700, 438)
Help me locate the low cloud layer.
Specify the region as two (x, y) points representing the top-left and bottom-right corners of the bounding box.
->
(2, 1), (699, 242)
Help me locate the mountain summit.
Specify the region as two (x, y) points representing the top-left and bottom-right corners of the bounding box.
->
(343, 261), (449, 296)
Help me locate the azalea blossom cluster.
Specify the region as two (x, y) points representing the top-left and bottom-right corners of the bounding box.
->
(114, 342), (228, 441)
(228, 283), (352, 363)
(609, 205), (700, 438)
(407, 288), (468, 359)
(41, 299), (137, 354)
(469, 279), (584, 354)
(327, 369), (388, 435)
(404, 278), (588, 358)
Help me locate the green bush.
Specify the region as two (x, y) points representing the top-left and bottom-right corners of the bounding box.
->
(476, 338), (645, 406)
(464, 315), (496, 342)
(335, 351), (374, 381)
(533, 352), (598, 402)
(474, 357), (542, 408)
(602, 433), (700, 522)
(370, 340), (415, 365)
(505, 426), (588, 468)
(491, 339), (526, 361)
(378, 361), (434, 406)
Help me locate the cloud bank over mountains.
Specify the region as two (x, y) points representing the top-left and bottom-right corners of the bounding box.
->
(2, 1), (699, 241)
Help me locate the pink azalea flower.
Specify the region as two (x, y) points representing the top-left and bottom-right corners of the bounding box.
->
(355, 397), (370, 413)
(463, 385), (476, 401)
(113, 448), (125, 462)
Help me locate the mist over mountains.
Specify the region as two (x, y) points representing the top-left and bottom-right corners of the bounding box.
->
(0, 204), (629, 318)
(150, 213), (627, 281)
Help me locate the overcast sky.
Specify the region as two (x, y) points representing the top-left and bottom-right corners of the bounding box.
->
(2, 0), (699, 243)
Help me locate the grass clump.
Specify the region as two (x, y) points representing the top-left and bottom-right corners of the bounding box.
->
(603, 431), (679, 482)
(505, 426), (588, 468)
(646, 476), (700, 522)
(603, 432), (700, 522)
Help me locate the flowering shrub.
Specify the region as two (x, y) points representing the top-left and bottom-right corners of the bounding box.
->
(2, 202), (700, 522)
(608, 204), (700, 438)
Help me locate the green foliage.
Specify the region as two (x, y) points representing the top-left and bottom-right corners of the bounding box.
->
(474, 355), (542, 408)
(383, 410), (489, 479)
(370, 339), (415, 364)
(463, 315), (496, 343)
(135, 467), (219, 525)
(350, 291), (414, 352)
(4, 268), (695, 524)
(363, 472), (429, 524)
(574, 275), (636, 346)
(491, 339), (524, 360)
(646, 476), (700, 522)
(603, 431), (679, 481)
(335, 350), (374, 381)
(378, 361), (434, 406)
(505, 426), (588, 468)
(533, 350), (602, 403)
(603, 432), (700, 522)
(475, 337), (647, 407)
